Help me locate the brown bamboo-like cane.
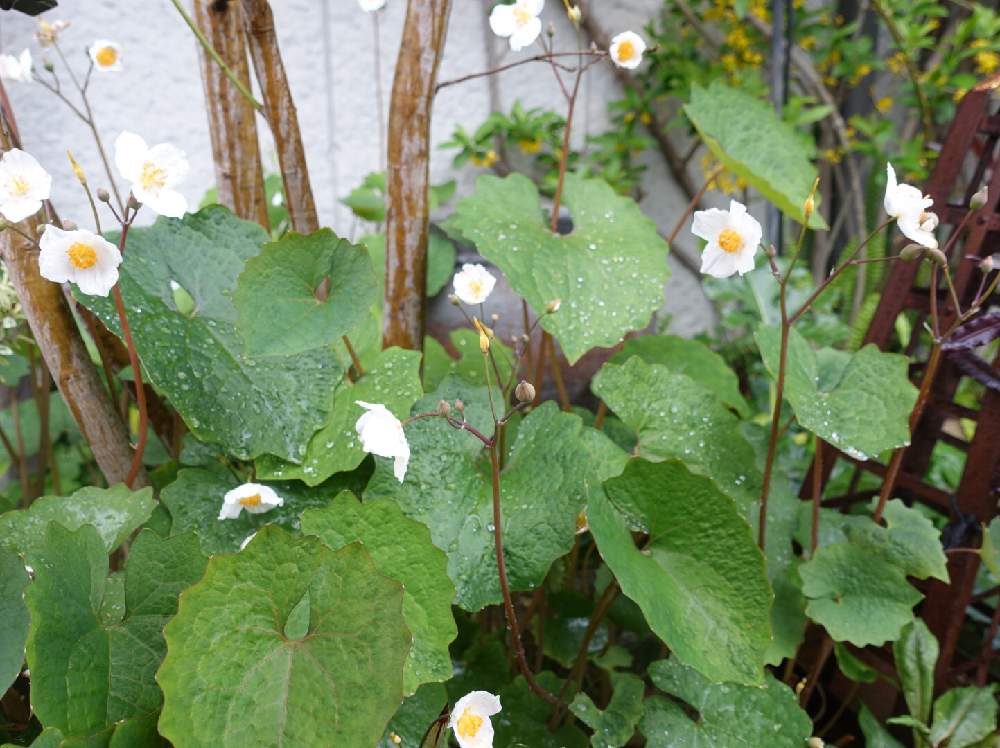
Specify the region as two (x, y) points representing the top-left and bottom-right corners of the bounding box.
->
(240, 0), (318, 234)
(194, 0), (269, 228)
(382, 0), (452, 351)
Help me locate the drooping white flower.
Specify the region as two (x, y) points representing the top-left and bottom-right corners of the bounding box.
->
(358, 0), (386, 9)
(0, 49), (32, 83)
(453, 263), (496, 305)
(218, 483), (284, 520)
(114, 131), (189, 218)
(692, 199), (763, 278)
(89, 40), (122, 72)
(355, 401), (410, 482)
(609, 31), (646, 69)
(38, 225), (122, 297)
(0, 149), (51, 223)
(489, 0), (544, 52)
(884, 162), (938, 249)
(36, 20), (70, 48)
(450, 691), (501, 748)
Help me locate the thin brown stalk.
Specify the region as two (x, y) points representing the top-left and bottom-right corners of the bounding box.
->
(666, 165), (723, 246)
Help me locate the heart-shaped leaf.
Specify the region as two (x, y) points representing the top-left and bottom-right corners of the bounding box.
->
(447, 173), (669, 363)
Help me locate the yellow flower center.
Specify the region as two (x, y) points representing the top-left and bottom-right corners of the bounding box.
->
(95, 46), (117, 67)
(457, 709), (483, 738)
(513, 5), (532, 24)
(239, 493), (262, 507)
(718, 228), (744, 254)
(10, 176), (30, 197)
(617, 40), (636, 62)
(67, 242), (98, 270)
(467, 279), (484, 298)
(140, 161), (167, 191)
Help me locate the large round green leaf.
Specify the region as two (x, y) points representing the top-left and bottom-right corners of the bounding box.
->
(78, 207), (346, 462)
(233, 228), (377, 357)
(589, 459), (771, 685)
(157, 526), (410, 748)
(0, 547), (28, 692)
(447, 173), (669, 364)
(366, 377), (627, 611)
(301, 492), (456, 694)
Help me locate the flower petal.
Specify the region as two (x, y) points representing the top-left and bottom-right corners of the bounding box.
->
(114, 131), (148, 184)
(691, 208), (728, 242)
(509, 17), (541, 50)
(489, 4), (516, 37)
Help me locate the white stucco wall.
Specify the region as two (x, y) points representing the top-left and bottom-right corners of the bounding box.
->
(0, 0), (714, 334)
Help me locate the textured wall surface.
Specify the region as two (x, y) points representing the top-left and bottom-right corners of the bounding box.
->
(0, 0), (715, 334)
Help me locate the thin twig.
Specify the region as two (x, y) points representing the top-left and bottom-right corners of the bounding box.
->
(435, 50), (601, 93)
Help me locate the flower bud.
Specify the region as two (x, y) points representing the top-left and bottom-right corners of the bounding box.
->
(567, 4), (581, 24)
(981, 254), (996, 273)
(448, 294), (460, 306)
(66, 150), (86, 185)
(927, 248), (948, 266)
(61, 219), (77, 231)
(127, 194), (141, 211)
(454, 399), (465, 414)
(96, 187), (110, 203)
(42, 59), (54, 73)
(490, 313), (499, 323)
(515, 380), (536, 403)
(807, 739), (824, 748)
(546, 298), (561, 313)
(437, 399), (450, 416)
(972, 185), (989, 210)
(899, 243), (925, 262)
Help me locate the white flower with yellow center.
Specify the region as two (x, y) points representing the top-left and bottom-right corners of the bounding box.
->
(114, 131), (189, 218)
(355, 401), (410, 482)
(89, 40), (122, 72)
(358, 0), (386, 9)
(884, 162), (938, 249)
(218, 483), (284, 520)
(38, 225), (122, 297)
(609, 31), (646, 69)
(0, 49), (32, 83)
(453, 263), (496, 305)
(692, 199), (763, 278)
(450, 691), (501, 748)
(490, 0), (544, 52)
(36, 20), (69, 48)
(0, 149), (51, 223)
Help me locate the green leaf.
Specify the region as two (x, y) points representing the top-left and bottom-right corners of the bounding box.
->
(0, 547), (28, 691)
(590, 459), (771, 685)
(421, 329), (515, 390)
(0, 484), (155, 557)
(494, 673), (588, 748)
(24, 524), (207, 740)
(160, 466), (355, 555)
(301, 492), (456, 694)
(158, 527), (411, 748)
(570, 674), (644, 747)
(684, 81), (826, 229)
(894, 619), (938, 731)
(847, 500), (948, 583)
(834, 642), (878, 683)
(591, 357), (761, 511)
(799, 543), (922, 646)
(0, 353), (28, 386)
(859, 705), (906, 748)
(542, 591), (609, 668)
(756, 325), (918, 460)
(77, 206), (346, 462)
(762, 479), (807, 666)
(256, 347), (423, 485)
(981, 518), (1000, 580)
(447, 173), (669, 363)
(378, 683), (448, 748)
(640, 658), (813, 747)
(363, 231), (457, 298)
(610, 334), (749, 416)
(2, 728), (66, 748)
(367, 378), (628, 611)
(930, 686), (998, 748)
(233, 229), (377, 357)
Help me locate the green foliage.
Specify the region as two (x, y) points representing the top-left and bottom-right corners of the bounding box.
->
(232, 228), (377, 357)
(301, 491), (456, 694)
(422, 330), (515, 392)
(590, 459), (771, 685)
(448, 173), (669, 363)
(640, 658), (812, 746)
(362, 231), (457, 299)
(158, 527), (410, 747)
(684, 81), (826, 229)
(757, 325), (919, 460)
(377, 684), (448, 748)
(570, 674), (644, 747)
(0, 547), (28, 692)
(929, 685), (998, 748)
(859, 706), (906, 748)
(895, 620), (939, 729)
(78, 207), (347, 462)
(982, 517), (1000, 580)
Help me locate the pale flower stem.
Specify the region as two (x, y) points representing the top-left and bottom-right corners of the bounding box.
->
(482, 351), (498, 423)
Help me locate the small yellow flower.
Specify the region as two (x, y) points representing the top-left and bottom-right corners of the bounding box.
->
(470, 149), (498, 168)
(886, 53), (906, 74)
(639, 111), (652, 125)
(800, 36), (816, 50)
(953, 87), (967, 102)
(975, 50), (1000, 75)
(823, 148), (842, 164)
(518, 138), (542, 154)
(875, 96), (893, 114)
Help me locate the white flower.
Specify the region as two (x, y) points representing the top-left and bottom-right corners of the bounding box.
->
(489, 0), (543, 52)
(0, 49), (32, 83)
(89, 40), (122, 72)
(358, 0), (386, 9)
(450, 691), (501, 748)
(884, 162), (938, 249)
(355, 401), (410, 482)
(609, 31), (646, 69)
(38, 225), (122, 297)
(692, 200), (762, 278)
(36, 20), (69, 48)
(114, 131), (189, 218)
(0, 149), (50, 223)
(453, 263), (496, 305)
(218, 483), (284, 520)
